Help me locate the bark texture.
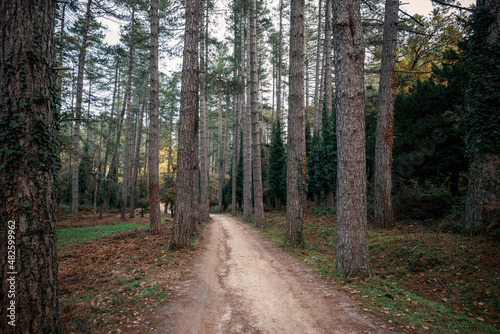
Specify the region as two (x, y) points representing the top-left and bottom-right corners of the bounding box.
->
(374, 0), (398, 228)
(199, 0), (210, 221)
(149, 0), (161, 235)
(130, 86), (146, 218)
(243, 17), (253, 222)
(217, 92), (225, 213)
(171, 0), (200, 248)
(323, 0), (333, 118)
(285, 0), (306, 246)
(0, 0), (61, 331)
(121, 7), (135, 219)
(250, 0), (265, 227)
(465, 153), (500, 233)
(231, 21), (241, 216)
(276, 0), (283, 123)
(332, 0), (371, 277)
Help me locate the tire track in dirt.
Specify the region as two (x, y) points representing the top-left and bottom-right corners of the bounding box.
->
(155, 214), (394, 334)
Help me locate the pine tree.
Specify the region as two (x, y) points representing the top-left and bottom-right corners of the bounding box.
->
(249, 0), (265, 227)
(374, 0), (398, 228)
(320, 111), (336, 207)
(285, 0), (306, 246)
(0, 0), (61, 330)
(269, 121), (287, 210)
(171, 0), (200, 249)
(121, 6), (136, 220)
(199, 0), (210, 220)
(72, 0), (93, 222)
(333, 0), (370, 277)
(149, 0), (161, 234)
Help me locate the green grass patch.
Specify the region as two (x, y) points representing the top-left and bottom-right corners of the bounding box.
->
(57, 223), (148, 249)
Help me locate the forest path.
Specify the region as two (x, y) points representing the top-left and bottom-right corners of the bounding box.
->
(154, 214), (393, 334)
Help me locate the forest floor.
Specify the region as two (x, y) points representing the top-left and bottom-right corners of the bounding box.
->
(56, 210), (499, 334)
(57, 212), (200, 334)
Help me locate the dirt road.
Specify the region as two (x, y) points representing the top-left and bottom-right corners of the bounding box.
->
(155, 214), (393, 334)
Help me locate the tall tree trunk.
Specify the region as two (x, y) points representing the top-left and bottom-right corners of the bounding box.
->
(333, 0), (371, 277)
(272, 62), (275, 122)
(171, 0), (199, 248)
(121, 7), (135, 220)
(167, 100), (174, 178)
(223, 98), (230, 210)
(93, 121), (104, 220)
(318, 48), (326, 132)
(72, 0), (93, 223)
(99, 57), (119, 218)
(217, 91), (225, 213)
(243, 15), (253, 222)
(104, 81), (126, 211)
(464, 0), (500, 235)
(250, 0), (265, 227)
(285, 0), (306, 245)
(86, 78), (92, 141)
(324, 0), (333, 118)
(231, 22), (241, 216)
(143, 123), (149, 176)
(199, 0), (210, 220)
(130, 85), (146, 218)
(313, 0), (322, 133)
(69, 75), (75, 206)
(58, 2), (66, 110)
(276, 0), (283, 123)
(305, 52), (310, 108)
(374, 0), (398, 228)
(149, 0), (161, 234)
(0, 0), (60, 331)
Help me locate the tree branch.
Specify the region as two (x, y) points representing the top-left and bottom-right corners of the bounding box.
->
(431, 0), (473, 12)
(399, 9), (425, 26)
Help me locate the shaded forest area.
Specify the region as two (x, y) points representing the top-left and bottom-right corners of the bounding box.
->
(1, 0), (499, 332)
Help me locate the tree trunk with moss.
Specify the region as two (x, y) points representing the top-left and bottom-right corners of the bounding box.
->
(0, 0), (61, 331)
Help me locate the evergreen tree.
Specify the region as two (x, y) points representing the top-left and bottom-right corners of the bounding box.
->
(320, 111), (336, 207)
(394, 47), (468, 198)
(171, 0), (200, 249)
(0, 0), (61, 330)
(269, 121), (286, 210)
(308, 131), (322, 205)
(333, 0), (371, 277)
